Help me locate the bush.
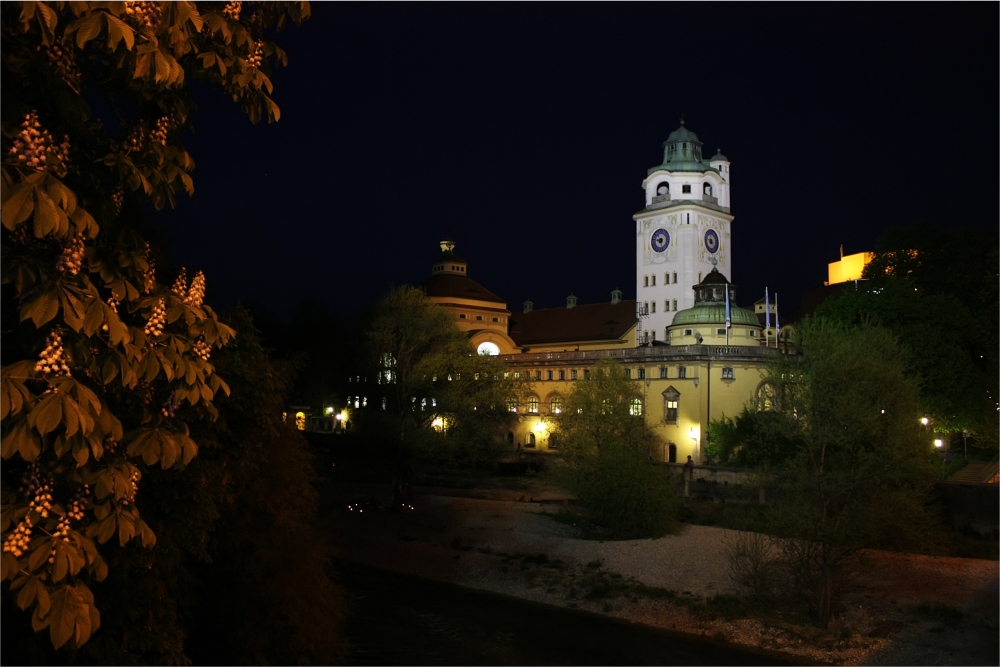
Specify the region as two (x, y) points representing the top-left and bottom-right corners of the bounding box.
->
(723, 529), (779, 606)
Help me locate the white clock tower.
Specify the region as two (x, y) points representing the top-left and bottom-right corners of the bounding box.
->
(633, 120), (733, 344)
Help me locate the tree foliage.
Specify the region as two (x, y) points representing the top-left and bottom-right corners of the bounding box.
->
(556, 359), (678, 539)
(763, 319), (938, 628)
(363, 285), (529, 475)
(817, 223), (998, 445)
(1, 0), (308, 652)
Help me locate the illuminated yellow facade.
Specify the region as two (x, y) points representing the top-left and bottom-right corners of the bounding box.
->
(420, 240), (780, 463)
(826, 251), (873, 286)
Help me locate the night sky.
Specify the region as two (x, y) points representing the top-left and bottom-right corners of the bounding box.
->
(156, 3), (999, 322)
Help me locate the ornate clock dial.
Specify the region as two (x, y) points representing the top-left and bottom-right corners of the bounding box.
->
(704, 229), (719, 254)
(651, 228), (670, 253)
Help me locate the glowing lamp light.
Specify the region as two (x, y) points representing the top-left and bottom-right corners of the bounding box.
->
(335, 413), (343, 421)
(920, 417), (929, 425)
(432, 417), (444, 428)
(533, 421), (546, 433)
(325, 406), (335, 415)
(933, 439), (943, 448)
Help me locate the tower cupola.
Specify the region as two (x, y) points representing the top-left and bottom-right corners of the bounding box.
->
(431, 237), (468, 276)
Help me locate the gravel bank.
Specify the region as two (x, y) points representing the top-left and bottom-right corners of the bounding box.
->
(334, 489), (999, 666)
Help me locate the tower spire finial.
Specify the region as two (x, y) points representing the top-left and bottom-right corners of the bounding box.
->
(679, 113), (685, 126)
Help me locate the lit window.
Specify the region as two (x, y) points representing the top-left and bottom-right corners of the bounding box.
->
(571, 369), (578, 380)
(528, 397), (539, 413)
(663, 387), (680, 423)
(637, 368), (645, 379)
(600, 398), (611, 415)
(629, 398), (643, 416)
(295, 412), (306, 430)
(722, 367), (734, 380)
(551, 397), (562, 414)
(507, 399), (517, 412)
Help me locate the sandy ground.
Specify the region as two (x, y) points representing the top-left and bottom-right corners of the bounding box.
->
(331, 484), (999, 666)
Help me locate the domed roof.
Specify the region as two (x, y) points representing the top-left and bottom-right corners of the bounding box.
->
(665, 120), (701, 144)
(698, 268), (730, 286)
(710, 148), (729, 162)
(671, 303), (759, 327)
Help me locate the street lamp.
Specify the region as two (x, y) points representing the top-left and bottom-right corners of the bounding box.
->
(920, 417), (929, 426)
(933, 439), (943, 448)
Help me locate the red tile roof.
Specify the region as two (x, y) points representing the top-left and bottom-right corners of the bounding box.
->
(421, 273), (506, 304)
(509, 300), (638, 346)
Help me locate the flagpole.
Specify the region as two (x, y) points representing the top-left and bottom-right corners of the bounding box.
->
(764, 287), (770, 348)
(725, 285), (730, 346)
(774, 292), (779, 349)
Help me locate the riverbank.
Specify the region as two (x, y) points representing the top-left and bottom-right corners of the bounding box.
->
(328, 483), (998, 666)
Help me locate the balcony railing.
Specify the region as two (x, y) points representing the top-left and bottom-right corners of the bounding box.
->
(501, 345), (782, 365)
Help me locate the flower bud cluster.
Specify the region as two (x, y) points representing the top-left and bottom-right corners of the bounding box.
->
(112, 187), (124, 216)
(49, 517), (72, 564)
(104, 436), (119, 456)
(124, 125), (147, 153)
(20, 463), (55, 519)
(2, 518), (33, 557)
(8, 111), (70, 177)
(193, 338), (211, 362)
(125, 1), (162, 31)
(35, 329), (71, 376)
(120, 467), (140, 506)
(38, 39), (82, 93)
(150, 116), (176, 147)
(67, 485), (89, 521)
(222, 1), (242, 20)
(171, 268), (188, 299)
(184, 271), (206, 307)
(161, 391), (181, 418)
(145, 299), (166, 337)
(143, 243), (156, 294)
(247, 40), (263, 68)
(56, 233), (86, 275)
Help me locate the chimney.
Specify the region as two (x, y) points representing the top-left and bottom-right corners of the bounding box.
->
(611, 288), (622, 304)
(522, 300), (533, 314)
(566, 293), (578, 309)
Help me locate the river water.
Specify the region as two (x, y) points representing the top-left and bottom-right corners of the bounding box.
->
(340, 561), (795, 666)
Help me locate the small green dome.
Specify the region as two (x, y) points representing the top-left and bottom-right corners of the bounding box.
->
(665, 120), (701, 144)
(671, 304), (759, 327)
(710, 148), (729, 162)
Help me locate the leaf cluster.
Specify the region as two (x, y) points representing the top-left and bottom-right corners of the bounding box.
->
(1, 0), (309, 653)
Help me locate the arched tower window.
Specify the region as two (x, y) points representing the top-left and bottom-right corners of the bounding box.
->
(656, 182), (670, 196)
(668, 443), (677, 463)
(703, 183), (713, 196)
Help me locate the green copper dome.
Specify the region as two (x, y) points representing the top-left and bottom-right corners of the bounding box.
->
(647, 119), (721, 175)
(670, 267), (760, 328)
(671, 303), (758, 327)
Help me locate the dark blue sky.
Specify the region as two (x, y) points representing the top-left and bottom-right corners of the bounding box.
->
(156, 3), (999, 322)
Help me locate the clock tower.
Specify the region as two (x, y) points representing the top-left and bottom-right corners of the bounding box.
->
(633, 120), (733, 344)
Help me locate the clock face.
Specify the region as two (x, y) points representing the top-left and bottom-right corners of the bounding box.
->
(651, 228), (670, 253)
(704, 229), (720, 254)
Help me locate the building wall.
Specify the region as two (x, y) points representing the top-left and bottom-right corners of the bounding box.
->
(502, 345), (774, 462)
